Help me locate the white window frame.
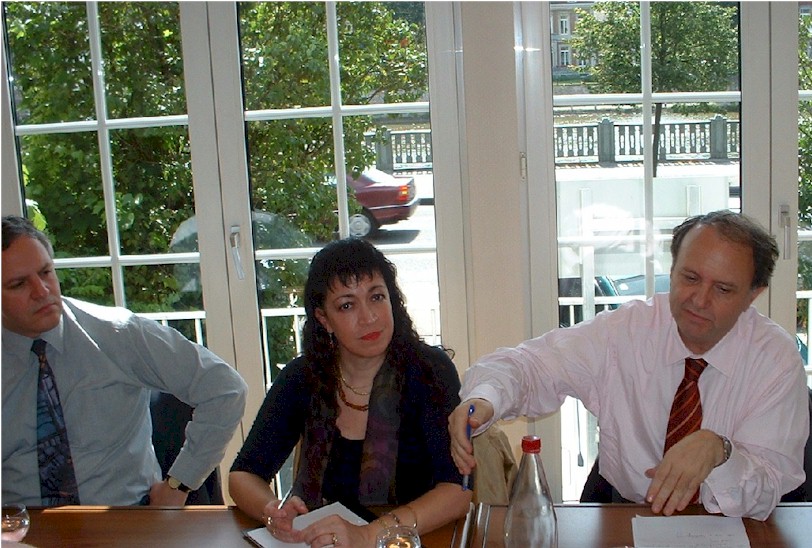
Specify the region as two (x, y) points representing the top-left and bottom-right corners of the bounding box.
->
(3, 0), (804, 504)
(2, 1), (463, 482)
(515, 1), (800, 502)
(559, 13), (570, 36)
(560, 45), (571, 66)
(183, 1), (456, 463)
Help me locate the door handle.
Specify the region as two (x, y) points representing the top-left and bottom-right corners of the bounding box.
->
(780, 205), (792, 261)
(229, 225), (246, 280)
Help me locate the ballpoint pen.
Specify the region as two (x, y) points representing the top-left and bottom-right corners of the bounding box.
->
(461, 404), (475, 491)
(278, 488), (292, 509)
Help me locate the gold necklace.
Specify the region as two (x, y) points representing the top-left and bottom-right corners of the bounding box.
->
(340, 374), (371, 396)
(337, 382), (369, 412)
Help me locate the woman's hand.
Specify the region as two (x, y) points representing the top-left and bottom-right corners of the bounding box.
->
(300, 514), (378, 548)
(262, 495), (309, 544)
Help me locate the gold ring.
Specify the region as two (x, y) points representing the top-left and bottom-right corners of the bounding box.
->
(332, 532), (340, 546)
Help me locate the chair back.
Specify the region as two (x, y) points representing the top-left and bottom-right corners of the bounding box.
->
(149, 391), (224, 505)
(781, 386), (812, 502)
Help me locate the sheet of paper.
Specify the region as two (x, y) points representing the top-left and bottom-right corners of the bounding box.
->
(632, 515), (750, 548)
(244, 502), (368, 548)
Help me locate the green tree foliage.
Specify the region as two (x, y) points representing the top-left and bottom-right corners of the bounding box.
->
(239, 2), (426, 242)
(5, 2), (427, 317)
(799, 18), (812, 230)
(7, 2), (190, 309)
(796, 16), (812, 335)
(570, 2), (738, 174)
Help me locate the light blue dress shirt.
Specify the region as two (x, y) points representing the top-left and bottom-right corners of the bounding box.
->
(2, 297), (247, 506)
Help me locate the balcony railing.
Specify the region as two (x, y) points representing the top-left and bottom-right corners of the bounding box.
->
(368, 115), (739, 173)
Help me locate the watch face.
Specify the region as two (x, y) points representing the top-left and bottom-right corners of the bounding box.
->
(168, 477), (191, 493)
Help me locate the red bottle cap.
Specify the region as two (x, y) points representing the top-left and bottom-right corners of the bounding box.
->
(521, 435), (541, 454)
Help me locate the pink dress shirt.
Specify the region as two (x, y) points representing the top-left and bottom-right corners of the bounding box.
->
(461, 294), (809, 520)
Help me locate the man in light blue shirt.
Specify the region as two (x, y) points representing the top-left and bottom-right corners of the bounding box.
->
(2, 215), (248, 506)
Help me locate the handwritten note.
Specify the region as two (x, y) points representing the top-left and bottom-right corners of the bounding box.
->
(244, 502), (368, 548)
(632, 515), (750, 548)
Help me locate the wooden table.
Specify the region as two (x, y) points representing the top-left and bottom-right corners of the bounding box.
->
(468, 503), (812, 547)
(22, 505), (468, 547)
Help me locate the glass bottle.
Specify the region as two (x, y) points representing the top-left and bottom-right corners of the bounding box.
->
(504, 435), (558, 548)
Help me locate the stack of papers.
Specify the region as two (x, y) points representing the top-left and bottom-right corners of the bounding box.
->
(244, 502), (367, 548)
(632, 515), (750, 548)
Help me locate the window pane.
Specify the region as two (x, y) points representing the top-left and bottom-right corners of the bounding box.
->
(57, 267), (114, 306)
(797, 5), (812, 377)
(383, 249), (441, 347)
(170, 262), (205, 310)
(336, 2), (428, 104)
(649, 2), (739, 94)
(552, 0), (741, 502)
(18, 133), (107, 258)
(4, 2), (95, 124)
(571, 2), (739, 95)
(238, 2), (439, 412)
(246, 118), (339, 246)
(111, 126), (194, 255)
(256, 256), (309, 379)
(6, 2), (199, 319)
(99, 2), (186, 119)
(124, 264), (182, 313)
(239, 2), (331, 110)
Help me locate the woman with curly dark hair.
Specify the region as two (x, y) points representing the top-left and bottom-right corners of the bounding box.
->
(230, 238), (471, 547)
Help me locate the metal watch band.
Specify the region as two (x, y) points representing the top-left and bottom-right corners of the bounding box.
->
(717, 435), (732, 466)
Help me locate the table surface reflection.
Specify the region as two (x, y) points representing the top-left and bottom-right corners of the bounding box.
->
(468, 502), (812, 548)
(22, 505), (467, 548)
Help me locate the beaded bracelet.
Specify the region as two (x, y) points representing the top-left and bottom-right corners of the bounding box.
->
(383, 511), (401, 526)
(375, 514), (397, 532)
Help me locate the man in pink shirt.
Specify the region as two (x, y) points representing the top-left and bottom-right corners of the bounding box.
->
(449, 210), (808, 520)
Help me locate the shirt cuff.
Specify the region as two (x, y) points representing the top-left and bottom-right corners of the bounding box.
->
(462, 385), (503, 436)
(703, 438), (744, 510)
(167, 449), (208, 490)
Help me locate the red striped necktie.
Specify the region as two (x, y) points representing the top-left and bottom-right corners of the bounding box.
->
(664, 357), (708, 503)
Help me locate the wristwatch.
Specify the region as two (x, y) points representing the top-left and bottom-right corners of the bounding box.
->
(717, 435), (732, 467)
(167, 476), (191, 493)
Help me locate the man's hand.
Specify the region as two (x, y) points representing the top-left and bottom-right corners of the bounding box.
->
(645, 429), (725, 515)
(448, 398), (494, 475)
(148, 480), (190, 507)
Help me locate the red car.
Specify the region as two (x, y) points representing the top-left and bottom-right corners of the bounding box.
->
(347, 168), (419, 237)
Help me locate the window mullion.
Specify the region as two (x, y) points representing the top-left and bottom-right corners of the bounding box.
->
(326, 1), (350, 238)
(86, 2), (126, 307)
(1, 21), (24, 216)
(640, 2), (655, 297)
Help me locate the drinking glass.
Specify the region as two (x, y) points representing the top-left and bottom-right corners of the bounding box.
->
(1, 503), (30, 542)
(375, 525), (421, 548)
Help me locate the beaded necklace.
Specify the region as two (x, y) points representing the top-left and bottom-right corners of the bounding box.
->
(337, 382), (369, 412)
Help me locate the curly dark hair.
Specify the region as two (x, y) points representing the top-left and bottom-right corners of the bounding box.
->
(301, 238), (425, 404)
(670, 210), (779, 289)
